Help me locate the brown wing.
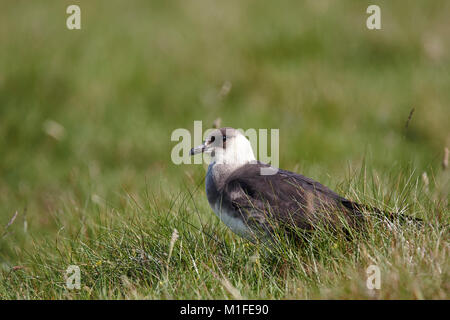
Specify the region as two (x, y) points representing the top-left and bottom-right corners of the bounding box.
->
(221, 162), (364, 232)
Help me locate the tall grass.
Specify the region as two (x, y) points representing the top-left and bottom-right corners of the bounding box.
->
(1, 163), (447, 299)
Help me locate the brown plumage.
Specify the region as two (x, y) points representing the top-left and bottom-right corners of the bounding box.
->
(220, 162), (365, 238)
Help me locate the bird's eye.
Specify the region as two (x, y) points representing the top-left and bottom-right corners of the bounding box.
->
(223, 135), (227, 142)
(210, 136), (215, 143)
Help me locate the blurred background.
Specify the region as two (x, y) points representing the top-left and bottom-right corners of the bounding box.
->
(0, 1), (449, 262)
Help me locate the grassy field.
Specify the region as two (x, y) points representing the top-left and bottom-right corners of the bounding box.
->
(0, 1), (449, 299)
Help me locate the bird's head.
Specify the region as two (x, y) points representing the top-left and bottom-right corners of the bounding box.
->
(190, 127), (256, 166)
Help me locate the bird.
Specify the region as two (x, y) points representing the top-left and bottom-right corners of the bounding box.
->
(189, 127), (405, 244)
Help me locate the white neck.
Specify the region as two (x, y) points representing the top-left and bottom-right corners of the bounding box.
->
(212, 135), (255, 166)
(208, 135), (256, 184)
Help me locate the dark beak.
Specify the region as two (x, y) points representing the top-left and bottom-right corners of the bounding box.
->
(190, 143), (206, 156)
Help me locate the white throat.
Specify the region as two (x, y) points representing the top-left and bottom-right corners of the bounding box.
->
(212, 134), (255, 166)
(208, 134), (256, 184)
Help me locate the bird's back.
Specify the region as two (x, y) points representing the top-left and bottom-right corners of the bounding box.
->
(220, 162), (365, 234)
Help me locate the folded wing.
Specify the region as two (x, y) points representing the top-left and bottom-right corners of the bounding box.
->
(221, 162), (364, 232)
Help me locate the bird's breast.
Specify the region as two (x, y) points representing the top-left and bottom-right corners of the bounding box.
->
(205, 167), (254, 240)
(211, 200), (254, 241)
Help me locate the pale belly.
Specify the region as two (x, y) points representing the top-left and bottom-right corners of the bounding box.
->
(212, 202), (255, 241)
(206, 163), (257, 241)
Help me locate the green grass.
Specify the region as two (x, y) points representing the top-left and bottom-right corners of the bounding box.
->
(0, 0), (449, 299)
